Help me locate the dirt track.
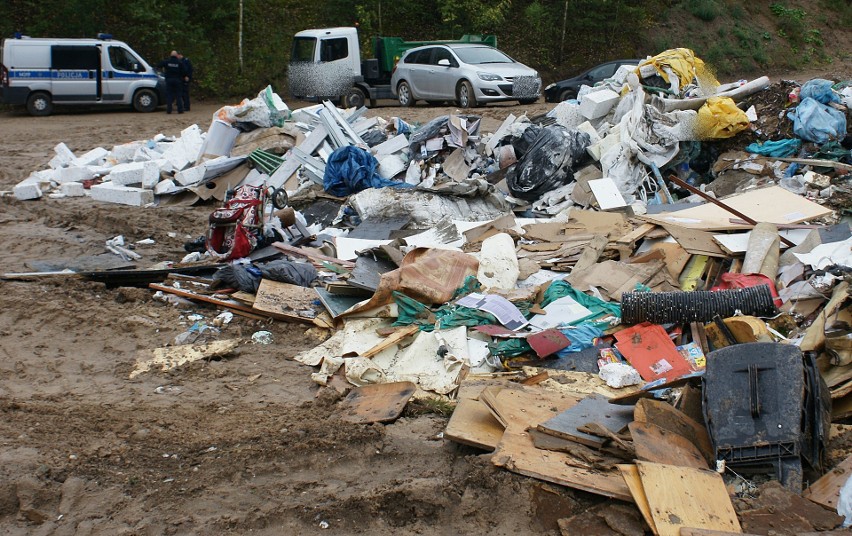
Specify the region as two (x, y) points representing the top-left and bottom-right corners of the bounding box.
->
(0, 99), (587, 535)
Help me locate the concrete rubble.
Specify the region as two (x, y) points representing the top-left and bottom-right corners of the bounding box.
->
(6, 49), (852, 535)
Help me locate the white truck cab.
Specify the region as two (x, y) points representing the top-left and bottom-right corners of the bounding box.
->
(0, 34), (165, 116)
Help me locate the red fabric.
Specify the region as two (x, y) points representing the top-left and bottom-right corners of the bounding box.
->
(711, 272), (782, 307)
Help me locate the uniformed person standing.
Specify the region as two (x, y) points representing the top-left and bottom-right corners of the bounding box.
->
(157, 50), (185, 114)
(177, 52), (193, 112)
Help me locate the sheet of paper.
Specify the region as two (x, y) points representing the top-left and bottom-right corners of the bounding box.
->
(528, 295), (593, 330)
(457, 292), (529, 330)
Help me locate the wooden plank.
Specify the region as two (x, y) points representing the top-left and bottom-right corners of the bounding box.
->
(616, 223), (658, 245)
(680, 530), (759, 536)
(629, 422), (708, 469)
(444, 397), (504, 451)
(271, 241), (355, 269)
(360, 324), (420, 359)
(802, 455), (852, 511)
(339, 381), (417, 424)
(634, 399), (714, 463)
(662, 224), (726, 257)
(252, 279), (322, 322)
(491, 388), (633, 501)
(618, 464), (657, 535)
(637, 461), (742, 536)
(149, 282), (303, 323)
(537, 394), (634, 448)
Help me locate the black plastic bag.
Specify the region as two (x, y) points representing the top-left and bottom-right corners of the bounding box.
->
(505, 126), (591, 201)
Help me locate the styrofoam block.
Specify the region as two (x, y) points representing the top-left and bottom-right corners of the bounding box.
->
(154, 179), (179, 196)
(163, 124), (204, 171)
(579, 89), (620, 120)
(71, 147), (109, 167)
(110, 141), (144, 164)
(49, 142), (76, 169)
(108, 162), (147, 186)
(174, 164), (206, 186)
(587, 124), (622, 161)
(151, 158), (173, 174)
(54, 166), (95, 184)
(89, 183), (154, 206)
(60, 182), (85, 197)
(142, 162), (160, 189)
(576, 121), (601, 144)
(133, 146), (162, 162)
(13, 180), (42, 200)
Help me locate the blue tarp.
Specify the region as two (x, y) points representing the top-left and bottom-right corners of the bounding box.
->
(787, 97), (847, 144)
(322, 146), (410, 197)
(745, 139), (802, 158)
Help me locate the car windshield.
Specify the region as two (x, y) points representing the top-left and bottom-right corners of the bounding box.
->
(453, 46), (513, 65)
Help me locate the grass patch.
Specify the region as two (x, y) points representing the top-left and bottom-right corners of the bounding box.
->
(684, 0), (722, 21)
(403, 398), (456, 418)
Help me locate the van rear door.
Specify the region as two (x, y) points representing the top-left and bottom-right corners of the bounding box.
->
(51, 45), (100, 102)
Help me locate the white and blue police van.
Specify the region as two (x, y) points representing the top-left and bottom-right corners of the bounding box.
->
(0, 34), (166, 116)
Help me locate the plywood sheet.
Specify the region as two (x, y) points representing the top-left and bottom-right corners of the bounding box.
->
(629, 422), (708, 469)
(802, 454), (852, 510)
(662, 225), (726, 257)
(641, 186), (832, 231)
(444, 397), (504, 451)
(634, 399), (713, 463)
(537, 393), (634, 448)
(637, 461), (741, 536)
(618, 464), (657, 534)
(491, 388), (633, 501)
(339, 381), (417, 423)
(252, 279), (321, 321)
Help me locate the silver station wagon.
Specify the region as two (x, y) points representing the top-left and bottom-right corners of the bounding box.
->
(391, 43), (541, 108)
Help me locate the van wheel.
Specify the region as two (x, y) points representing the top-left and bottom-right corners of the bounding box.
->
(457, 81), (477, 108)
(397, 81), (414, 107)
(27, 92), (53, 116)
(133, 89), (158, 113)
(344, 87), (366, 109)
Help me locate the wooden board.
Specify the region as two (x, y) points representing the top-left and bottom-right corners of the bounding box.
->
(634, 399), (714, 463)
(802, 455), (852, 510)
(618, 464), (657, 535)
(629, 422), (708, 469)
(444, 397), (504, 451)
(339, 381), (417, 424)
(637, 461), (742, 536)
(662, 225), (726, 257)
(640, 186), (833, 231)
(537, 394), (634, 448)
(572, 234), (610, 273)
(252, 279), (321, 321)
(490, 388), (633, 501)
(680, 530), (759, 536)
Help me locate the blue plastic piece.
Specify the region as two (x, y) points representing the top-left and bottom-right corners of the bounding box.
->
(745, 138), (802, 158)
(800, 78), (841, 105)
(322, 146), (411, 197)
(787, 97), (847, 144)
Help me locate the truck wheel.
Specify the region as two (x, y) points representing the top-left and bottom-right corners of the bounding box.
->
(26, 92), (53, 116)
(457, 81), (477, 108)
(344, 87), (366, 109)
(397, 81), (414, 107)
(133, 89), (158, 113)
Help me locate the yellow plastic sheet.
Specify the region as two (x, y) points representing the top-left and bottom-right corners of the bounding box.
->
(640, 48), (719, 95)
(696, 96), (750, 139)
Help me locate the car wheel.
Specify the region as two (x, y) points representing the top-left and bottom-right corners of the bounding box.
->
(457, 80), (477, 108)
(559, 88), (577, 102)
(26, 92), (53, 116)
(518, 98), (538, 105)
(344, 87), (366, 109)
(397, 81), (414, 107)
(133, 88), (158, 113)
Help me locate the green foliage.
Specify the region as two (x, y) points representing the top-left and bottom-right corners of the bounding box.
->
(683, 0), (721, 21)
(437, 0), (512, 34)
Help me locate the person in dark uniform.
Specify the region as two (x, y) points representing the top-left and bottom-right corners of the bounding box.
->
(177, 52), (193, 112)
(157, 50), (185, 114)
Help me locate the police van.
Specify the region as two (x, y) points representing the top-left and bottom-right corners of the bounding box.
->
(0, 34), (166, 116)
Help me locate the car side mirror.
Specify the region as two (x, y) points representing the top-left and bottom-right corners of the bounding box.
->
(132, 63), (142, 72)
(438, 59), (451, 67)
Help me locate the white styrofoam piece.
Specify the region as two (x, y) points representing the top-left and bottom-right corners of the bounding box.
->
(13, 180), (42, 200)
(588, 177), (628, 210)
(576, 121), (601, 144)
(110, 141), (145, 164)
(53, 166), (95, 184)
(334, 237), (393, 261)
(579, 88), (620, 119)
(108, 162), (148, 186)
(174, 165), (207, 186)
(49, 142), (76, 169)
(71, 147), (109, 167)
(153, 179), (179, 196)
(89, 183), (154, 206)
(477, 233), (519, 290)
(587, 124), (622, 161)
(60, 182), (85, 197)
(713, 229), (811, 253)
(162, 124), (204, 171)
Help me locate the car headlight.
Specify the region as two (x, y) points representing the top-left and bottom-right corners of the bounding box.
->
(545, 83), (555, 90)
(477, 72), (503, 81)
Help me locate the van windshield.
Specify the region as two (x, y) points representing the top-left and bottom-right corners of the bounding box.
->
(292, 37), (316, 62)
(452, 46), (512, 65)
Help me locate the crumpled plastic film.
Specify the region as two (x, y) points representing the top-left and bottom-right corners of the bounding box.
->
(637, 48), (719, 97)
(695, 96), (750, 140)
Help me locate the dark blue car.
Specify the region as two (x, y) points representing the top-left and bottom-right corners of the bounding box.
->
(544, 59), (641, 103)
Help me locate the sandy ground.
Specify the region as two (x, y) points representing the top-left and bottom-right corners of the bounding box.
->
(0, 98), (588, 535)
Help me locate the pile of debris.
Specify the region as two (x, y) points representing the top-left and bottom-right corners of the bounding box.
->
(7, 48), (852, 534)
